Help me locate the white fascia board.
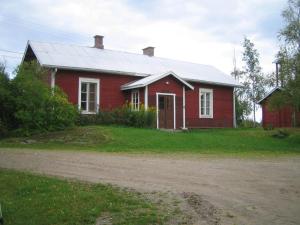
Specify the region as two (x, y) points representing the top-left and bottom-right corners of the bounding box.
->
(43, 64), (149, 77)
(121, 71), (194, 91)
(184, 78), (242, 88)
(257, 87), (281, 104)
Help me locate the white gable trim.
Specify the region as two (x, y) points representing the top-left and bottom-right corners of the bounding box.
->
(121, 71), (194, 90)
(257, 87), (282, 104)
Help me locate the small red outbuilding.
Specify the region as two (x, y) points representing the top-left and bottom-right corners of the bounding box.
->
(258, 87), (300, 128)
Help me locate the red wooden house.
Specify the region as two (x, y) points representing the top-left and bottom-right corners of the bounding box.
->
(258, 87), (300, 128)
(22, 35), (241, 129)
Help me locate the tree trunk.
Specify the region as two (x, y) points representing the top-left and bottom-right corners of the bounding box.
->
(253, 101), (256, 127)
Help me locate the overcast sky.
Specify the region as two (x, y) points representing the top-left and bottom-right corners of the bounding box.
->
(1, 0), (286, 75)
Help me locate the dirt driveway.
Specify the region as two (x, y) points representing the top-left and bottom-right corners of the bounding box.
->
(0, 149), (300, 225)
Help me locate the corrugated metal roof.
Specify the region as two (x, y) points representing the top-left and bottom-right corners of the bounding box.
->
(121, 71), (194, 90)
(26, 40), (241, 87)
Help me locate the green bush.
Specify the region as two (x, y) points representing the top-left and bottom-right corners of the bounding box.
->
(11, 62), (77, 134)
(0, 63), (16, 133)
(0, 119), (8, 138)
(77, 104), (156, 128)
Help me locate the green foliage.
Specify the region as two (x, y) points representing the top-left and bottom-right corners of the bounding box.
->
(0, 169), (167, 225)
(242, 37), (267, 126)
(77, 104), (156, 128)
(231, 62), (252, 126)
(0, 63), (15, 133)
(279, 0), (300, 52)
(11, 62), (77, 134)
(268, 0), (300, 126)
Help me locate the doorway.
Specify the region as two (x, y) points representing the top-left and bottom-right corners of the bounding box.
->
(157, 93), (175, 129)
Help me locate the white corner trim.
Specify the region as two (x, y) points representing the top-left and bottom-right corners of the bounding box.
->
(233, 88), (236, 128)
(156, 92), (176, 130)
(50, 68), (57, 90)
(144, 85), (148, 110)
(78, 77), (100, 114)
(199, 88), (213, 119)
(183, 86), (186, 129)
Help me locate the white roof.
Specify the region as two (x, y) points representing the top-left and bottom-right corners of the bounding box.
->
(24, 40), (241, 87)
(121, 71), (194, 90)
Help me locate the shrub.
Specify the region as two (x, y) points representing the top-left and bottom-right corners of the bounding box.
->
(0, 62), (16, 132)
(76, 103), (156, 128)
(11, 62), (77, 134)
(0, 119), (8, 138)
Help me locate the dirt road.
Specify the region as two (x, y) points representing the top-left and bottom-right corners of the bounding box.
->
(0, 149), (299, 225)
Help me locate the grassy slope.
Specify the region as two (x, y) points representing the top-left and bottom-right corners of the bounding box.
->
(0, 169), (167, 225)
(0, 126), (300, 156)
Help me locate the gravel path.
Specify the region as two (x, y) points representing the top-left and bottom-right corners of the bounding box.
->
(0, 149), (300, 225)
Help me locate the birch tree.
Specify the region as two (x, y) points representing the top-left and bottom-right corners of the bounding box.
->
(242, 37), (266, 126)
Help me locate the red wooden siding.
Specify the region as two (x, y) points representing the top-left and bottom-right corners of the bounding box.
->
(54, 70), (235, 129)
(261, 100), (300, 128)
(55, 70), (139, 110)
(185, 83), (234, 128)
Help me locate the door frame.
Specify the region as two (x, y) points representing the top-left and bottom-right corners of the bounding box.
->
(156, 92), (176, 129)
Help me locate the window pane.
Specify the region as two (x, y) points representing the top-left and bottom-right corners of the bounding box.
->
(89, 101), (96, 112)
(201, 107), (204, 115)
(81, 93), (87, 101)
(200, 93), (205, 115)
(89, 92), (96, 102)
(206, 106), (210, 115)
(81, 83), (87, 92)
(159, 96), (164, 110)
(81, 101), (87, 110)
(89, 83), (96, 93)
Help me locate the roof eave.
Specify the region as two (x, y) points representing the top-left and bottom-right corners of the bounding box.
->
(42, 64), (150, 77)
(184, 78), (242, 88)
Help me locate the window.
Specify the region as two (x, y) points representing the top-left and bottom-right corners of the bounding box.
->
(131, 90), (139, 111)
(199, 88), (213, 118)
(79, 78), (100, 114)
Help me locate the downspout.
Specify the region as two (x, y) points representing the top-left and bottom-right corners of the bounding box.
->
(182, 86), (187, 129)
(233, 88), (236, 128)
(144, 85), (148, 110)
(51, 68), (57, 94)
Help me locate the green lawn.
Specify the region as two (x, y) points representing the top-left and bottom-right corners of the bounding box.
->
(0, 169), (168, 225)
(0, 126), (300, 156)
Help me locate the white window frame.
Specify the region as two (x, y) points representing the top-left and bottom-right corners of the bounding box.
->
(131, 90), (140, 111)
(78, 77), (100, 114)
(199, 88), (213, 118)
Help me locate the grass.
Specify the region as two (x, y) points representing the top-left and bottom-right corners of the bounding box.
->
(0, 126), (300, 156)
(0, 169), (168, 225)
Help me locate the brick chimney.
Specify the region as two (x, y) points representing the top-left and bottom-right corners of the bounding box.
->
(94, 35), (104, 49)
(142, 47), (154, 57)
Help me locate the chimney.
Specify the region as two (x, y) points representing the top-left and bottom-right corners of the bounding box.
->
(94, 35), (104, 49)
(142, 46), (154, 57)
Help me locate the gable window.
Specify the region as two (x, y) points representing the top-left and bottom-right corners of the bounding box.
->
(78, 78), (100, 114)
(131, 90), (139, 111)
(199, 88), (213, 118)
